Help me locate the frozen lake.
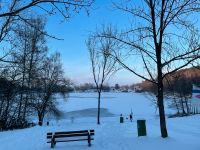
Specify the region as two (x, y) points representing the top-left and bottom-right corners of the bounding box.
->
(56, 92), (173, 121)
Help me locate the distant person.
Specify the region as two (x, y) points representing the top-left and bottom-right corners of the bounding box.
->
(120, 114), (124, 123)
(130, 113), (133, 122)
(47, 121), (49, 126)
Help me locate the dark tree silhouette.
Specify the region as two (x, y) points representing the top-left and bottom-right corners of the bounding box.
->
(95, 0), (200, 137)
(87, 35), (120, 124)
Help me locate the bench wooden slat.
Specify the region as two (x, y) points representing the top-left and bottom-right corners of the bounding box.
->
(54, 130), (88, 135)
(47, 133), (53, 139)
(54, 133), (90, 138)
(47, 138), (94, 143)
(47, 130), (94, 139)
(90, 132), (94, 136)
(89, 130), (94, 135)
(47, 135), (53, 139)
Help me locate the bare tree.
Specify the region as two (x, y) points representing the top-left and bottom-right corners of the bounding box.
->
(165, 73), (192, 115)
(87, 35), (119, 124)
(0, 64), (23, 129)
(0, 0), (94, 64)
(0, 19), (70, 129)
(10, 16), (47, 123)
(96, 0), (200, 137)
(164, 67), (200, 116)
(32, 52), (68, 126)
(0, 0), (94, 18)
(0, 0), (90, 128)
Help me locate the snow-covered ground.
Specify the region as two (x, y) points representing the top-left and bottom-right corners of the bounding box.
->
(0, 92), (199, 150)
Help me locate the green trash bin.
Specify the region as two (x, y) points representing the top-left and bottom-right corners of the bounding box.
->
(120, 116), (124, 123)
(137, 120), (147, 136)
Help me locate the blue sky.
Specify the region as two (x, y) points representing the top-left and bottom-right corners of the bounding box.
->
(45, 0), (142, 85)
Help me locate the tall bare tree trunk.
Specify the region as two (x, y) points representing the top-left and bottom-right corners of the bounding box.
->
(157, 45), (168, 138)
(38, 112), (44, 126)
(184, 98), (190, 114)
(157, 81), (168, 138)
(97, 91), (101, 124)
(180, 97), (186, 114)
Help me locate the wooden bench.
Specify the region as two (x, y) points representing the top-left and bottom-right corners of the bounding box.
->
(47, 129), (95, 148)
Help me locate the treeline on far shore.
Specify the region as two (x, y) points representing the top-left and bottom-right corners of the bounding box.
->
(136, 67), (200, 116)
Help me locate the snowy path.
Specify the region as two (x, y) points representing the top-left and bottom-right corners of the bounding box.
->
(0, 116), (199, 150)
(0, 92), (199, 150)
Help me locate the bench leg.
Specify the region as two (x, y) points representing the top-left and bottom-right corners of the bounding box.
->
(51, 141), (55, 148)
(51, 142), (54, 148)
(51, 137), (56, 148)
(88, 133), (91, 147)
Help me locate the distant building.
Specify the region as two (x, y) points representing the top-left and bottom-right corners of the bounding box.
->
(134, 85), (143, 92)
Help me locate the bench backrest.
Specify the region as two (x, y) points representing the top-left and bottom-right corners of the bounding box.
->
(47, 130), (94, 139)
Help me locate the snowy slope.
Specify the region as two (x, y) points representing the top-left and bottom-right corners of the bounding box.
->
(0, 92), (199, 150)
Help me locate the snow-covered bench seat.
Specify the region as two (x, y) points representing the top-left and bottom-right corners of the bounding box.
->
(47, 129), (95, 148)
